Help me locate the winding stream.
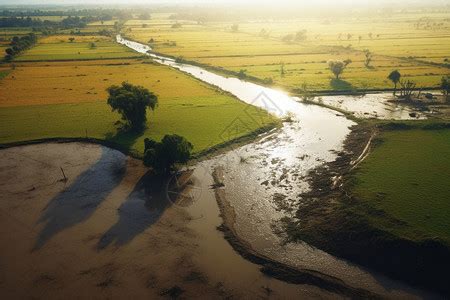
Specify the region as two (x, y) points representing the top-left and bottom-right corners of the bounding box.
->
(117, 35), (437, 298)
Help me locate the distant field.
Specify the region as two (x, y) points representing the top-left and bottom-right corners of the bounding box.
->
(0, 59), (236, 106)
(38, 35), (111, 43)
(0, 27), (33, 39)
(15, 37), (141, 61)
(124, 12), (450, 91)
(0, 59), (276, 154)
(350, 129), (450, 243)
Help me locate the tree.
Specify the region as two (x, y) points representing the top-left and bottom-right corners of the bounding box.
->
(388, 70), (401, 96)
(328, 60), (351, 79)
(282, 34), (294, 43)
(441, 76), (449, 101)
(295, 30), (307, 41)
(280, 62), (285, 77)
(364, 49), (372, 68)
(89, 42), (96, 49)
(231, 24), (239, 32)
(399, 79), (416, 101)
(238, 69), (247, 79)
(107, 82), (158, 132)
(143, 135), (193, 174)
(68, 37), (75, 43)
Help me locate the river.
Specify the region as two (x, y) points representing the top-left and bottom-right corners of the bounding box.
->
(116, 35), (437, 298)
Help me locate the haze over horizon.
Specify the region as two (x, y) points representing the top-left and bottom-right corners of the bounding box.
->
(0, 0), (449, 7)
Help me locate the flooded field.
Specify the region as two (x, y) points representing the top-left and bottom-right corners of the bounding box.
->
(0, 143), (340, 299)
(313, 93), (430, 120)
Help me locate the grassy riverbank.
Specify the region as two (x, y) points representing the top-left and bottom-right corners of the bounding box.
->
(282, 121), (450, 296)
(349, 127), (450, 243)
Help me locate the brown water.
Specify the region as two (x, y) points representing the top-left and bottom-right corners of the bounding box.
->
(117, 35), (439, 298)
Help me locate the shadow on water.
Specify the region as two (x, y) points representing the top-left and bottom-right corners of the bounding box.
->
(97, 172), (171, 249)
(330, 78), (354, 91)
(34, 147), (127, 249)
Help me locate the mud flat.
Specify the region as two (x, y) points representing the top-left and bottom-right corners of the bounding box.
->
(0, 142), (341, 299)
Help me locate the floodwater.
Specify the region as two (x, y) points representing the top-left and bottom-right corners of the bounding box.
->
(116, 36), (440, 298)
(313, 93), (427, 120)
(0, 143), (338, 299)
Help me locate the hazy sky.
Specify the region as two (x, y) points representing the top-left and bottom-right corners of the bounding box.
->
(0, 0), (448, 5)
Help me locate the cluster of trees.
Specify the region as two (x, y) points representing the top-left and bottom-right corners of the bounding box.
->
(388, 71), (449, 102)
(106, 82), (192, 174)
(4, 33), (37, 61)
(0, 8), (132, 20)
(0, 16), (96, 29)
(388, 70), (417, 100)
(171, 23), (182, 29)
(338, 32), (379, 41)
(282, 30), (307, 43)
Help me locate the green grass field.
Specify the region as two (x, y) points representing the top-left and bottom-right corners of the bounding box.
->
(0, 97), (275, 155)
(123, 12), (450, 92)
(350, 128), (450, 243)
(15, 40), (142, 61)
(0, 53), (276, 155)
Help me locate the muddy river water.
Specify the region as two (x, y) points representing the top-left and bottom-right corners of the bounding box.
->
(114, 36), (440, 298)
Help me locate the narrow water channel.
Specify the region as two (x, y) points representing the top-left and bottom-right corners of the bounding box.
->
(117, 35), (437, 298)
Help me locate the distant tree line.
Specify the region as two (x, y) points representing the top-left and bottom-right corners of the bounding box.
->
(0, 16), (99, 29)
(4, 33), (37, 61)
(0, 9), (130, 19)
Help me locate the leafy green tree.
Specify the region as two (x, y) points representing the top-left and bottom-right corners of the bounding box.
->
(143, 135), (193, 174)
(107, 82), (158, 132)
(388, 70), (401, 96)
(328, 60), (351, 79)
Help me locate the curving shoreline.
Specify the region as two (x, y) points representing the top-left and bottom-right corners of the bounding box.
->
(211, 165), (380, 299)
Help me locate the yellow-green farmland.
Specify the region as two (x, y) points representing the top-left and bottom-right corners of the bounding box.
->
(0, 58), (276, 154)
(123, 12), (450, 92)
